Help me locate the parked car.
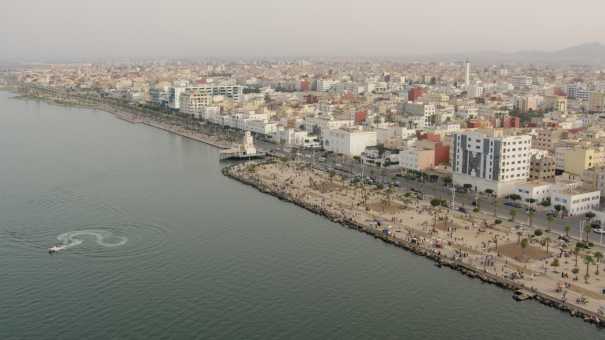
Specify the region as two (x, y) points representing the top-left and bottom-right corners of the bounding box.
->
(504, 201), (523, 209)
(593, 228), (605, 235)
(458, 207), (467, 213)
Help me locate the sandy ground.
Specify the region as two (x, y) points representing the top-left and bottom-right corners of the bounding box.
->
(232, 160), (605, 316)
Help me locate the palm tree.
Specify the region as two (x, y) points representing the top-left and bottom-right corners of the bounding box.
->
(430, 198), (442, 230)
(574, 244), (582, 268)
(564, 225), (571, 237)
(485, 189), (497, 217)
(544, 236), (551, 255)
(546, 215), (554, 232)
(594, 251), (603, 275)
(510, 208), (517, 222)
(527, 208), (535, 229)
(583, 223), (592, 242)
(584, 255), (594, 281)
(520, 238), (529, 259)
(516, 231), (523, 244)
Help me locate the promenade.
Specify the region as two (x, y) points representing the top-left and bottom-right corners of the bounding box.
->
(226, 160), (605, 325)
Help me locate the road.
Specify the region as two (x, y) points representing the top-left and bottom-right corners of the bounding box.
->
(269, 146), (605, 247)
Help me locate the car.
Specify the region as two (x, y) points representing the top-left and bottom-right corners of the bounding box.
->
(593, 228), (605, 235)
(504, 201), (523, 209)
(458, 207), (467, 213)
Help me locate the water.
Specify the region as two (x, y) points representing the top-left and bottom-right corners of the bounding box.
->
(0, 91), (601, 339)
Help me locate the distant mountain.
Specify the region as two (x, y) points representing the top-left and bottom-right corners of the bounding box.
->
(399, 42), (605, 66)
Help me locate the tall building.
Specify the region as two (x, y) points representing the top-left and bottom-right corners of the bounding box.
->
(178, 84), (244, 114)
(590, 92), (605, 112)
(452, 130), (532, 196)
(464, 60), (471, 87)
(512, 75), (533, 89)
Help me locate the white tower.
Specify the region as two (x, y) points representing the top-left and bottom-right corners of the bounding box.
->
(464, 60), (471, 87)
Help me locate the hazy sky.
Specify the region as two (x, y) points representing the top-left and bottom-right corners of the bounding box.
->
(2, 0), (604, 60)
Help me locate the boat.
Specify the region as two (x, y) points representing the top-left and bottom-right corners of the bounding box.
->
(512, 289), (534, 301)
(48, 245), (66, 254)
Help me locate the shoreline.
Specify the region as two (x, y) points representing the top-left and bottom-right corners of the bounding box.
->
(6, 89), (234, 149)
(222, 161), (605, 328)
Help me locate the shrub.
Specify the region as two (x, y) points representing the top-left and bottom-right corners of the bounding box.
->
(572, 268), (580, 274)
(551, 258), (559, 267)
(494, 219), (502, 224)
(473, 208), (480, 213)
(534, 229), (543, 237)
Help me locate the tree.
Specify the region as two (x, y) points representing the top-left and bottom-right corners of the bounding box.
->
(554, 204), (563, 217)
(574, 244), (582, 268)
(516, 231), (523, 244)
(544, 237), (551, 255)
(484, 189), (497, 217)
(564, 225), (571, 237)
(520, 238), (529, 259)
(584, 255), (594, 281)
(594, 251), (603, 275)
(443, 177), (452, 186)
(508, 194), (521, 202)
(430, 198), (442, 230)
(510, 208), (517, 222)
(583, 223), (592, 242)
(546, 215), (554, 232)
(527, 208), (535, 229)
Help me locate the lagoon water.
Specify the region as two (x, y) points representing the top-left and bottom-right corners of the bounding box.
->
(0, 91), (602, 339)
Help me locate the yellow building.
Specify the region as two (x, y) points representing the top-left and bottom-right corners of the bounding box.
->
(590, 92), (605, 113)
(564, 147), (595, 175)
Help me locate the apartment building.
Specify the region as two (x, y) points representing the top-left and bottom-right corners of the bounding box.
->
(529, 153), (556, 181)
(323, 128), (377, 156)
(452, 130), (532, 196)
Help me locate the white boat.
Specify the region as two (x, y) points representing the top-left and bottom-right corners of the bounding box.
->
(48, 245), (66, 254)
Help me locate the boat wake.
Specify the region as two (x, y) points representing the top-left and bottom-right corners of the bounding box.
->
(56, 229), (128, 251)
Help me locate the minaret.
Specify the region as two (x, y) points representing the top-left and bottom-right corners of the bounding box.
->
(464, 59), (471, 87)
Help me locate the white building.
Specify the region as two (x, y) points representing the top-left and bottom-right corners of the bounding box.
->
(512, 75), (533, 89)
(402, 102), (436, 127)
(452, 130), (532, 196)
(178, 84), (244, 114)
(551, 186), (600, 216)
(323, 128), (377, 156)
(513, 182), (552, 205)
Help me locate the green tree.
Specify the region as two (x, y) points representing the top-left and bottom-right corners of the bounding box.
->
(594, 251), (603, 275)
(544, 236), (551, 255)
(510, 208), (517, 222)
(564, 225), (571, 237)
(546, 215), (554, 232)
(520, 238), (529, 259)
(484, 189), (497, 217)
(584, 255), (595, 281)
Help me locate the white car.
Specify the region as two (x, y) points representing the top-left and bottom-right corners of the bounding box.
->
(593, 228), (605, 234)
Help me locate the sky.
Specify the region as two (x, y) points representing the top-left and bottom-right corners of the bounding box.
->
(1, 0), (605, 61)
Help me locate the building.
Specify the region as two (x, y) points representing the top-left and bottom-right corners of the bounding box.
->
(168, 86), (187, 110)
(543, 95), (567, 113)
(399, 145), (436, 171)
(408, 87), (425, 102)
(563, 146), (596, 176)
(512, 75), (532, 89)
(590, 92), (605, 113)
(513, 95), (541, 113)
(402, 102), (436, 127)
(513, 182), (552, 205)
(323, 128), (377, 156)
(360, 147), (401, 168)
(529, 153), (555, 181)
(452, 130), (532, 196)
(464, 60), (471, 87)
(551, 186), (600, 216)
(533, 129), (565, 151)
